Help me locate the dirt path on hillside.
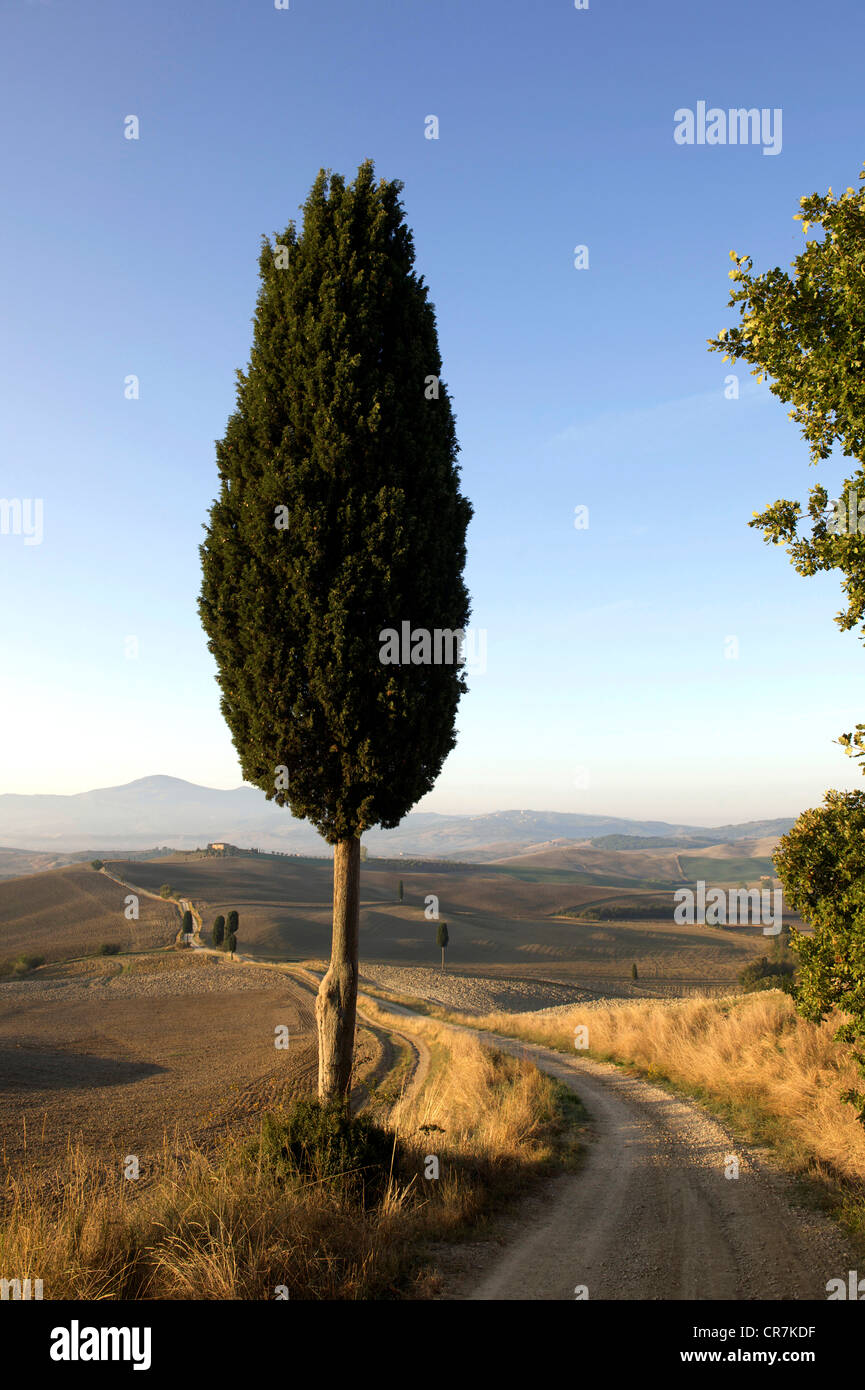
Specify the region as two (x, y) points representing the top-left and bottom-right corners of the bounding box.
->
(110, 889), (434, 1115)
(445, 1032), (859, 1301)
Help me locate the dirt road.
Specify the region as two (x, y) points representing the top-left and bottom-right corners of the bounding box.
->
(160, 939), (854, 1299)
(455, 1031), (859, 1301)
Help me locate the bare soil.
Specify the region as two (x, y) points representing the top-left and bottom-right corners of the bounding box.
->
(0, 864), (177, 964)
(0, 952), (384, 1173)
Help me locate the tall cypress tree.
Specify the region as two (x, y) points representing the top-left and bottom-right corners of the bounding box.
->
(199, 161), (472, 1102)
(226, 909), (239, 949)
(436, 921), (449, 970)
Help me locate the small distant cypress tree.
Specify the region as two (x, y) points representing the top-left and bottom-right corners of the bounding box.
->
(227, 910), (239, 946)
(181, 909), (193, 939)
(198, 161), (472, 1102)
(631, 962), (638, 981)
(212, 914), (225, 948)
(436, 921), (449, 969)
(398, 880), (404, 902)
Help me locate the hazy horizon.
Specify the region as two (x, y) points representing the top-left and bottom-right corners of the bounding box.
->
(0, 771), (801, 833)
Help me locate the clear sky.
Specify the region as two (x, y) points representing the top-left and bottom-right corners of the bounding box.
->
(2, 0), (864, 824)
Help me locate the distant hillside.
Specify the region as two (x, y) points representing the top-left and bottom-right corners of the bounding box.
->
(0, 844), (172, 882)
(0, 776), (796, 861)
(590, 834), (714, 851)
(0, 864), (178, 963)
(102, 853), (770, 981)
(0, 846), (89, 880)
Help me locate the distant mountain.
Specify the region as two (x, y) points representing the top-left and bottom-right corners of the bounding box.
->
(0, 776), (325, 854)
(0, 776), (797, 861)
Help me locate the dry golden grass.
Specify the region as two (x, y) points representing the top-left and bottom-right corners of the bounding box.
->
(0, 1138), (405, 1300)
(0, 1013), (577, 1299)
(367, 999), (567, 1162)
(461, 992), (865, 1191)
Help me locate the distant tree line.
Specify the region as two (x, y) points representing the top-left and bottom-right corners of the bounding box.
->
(565, 904), (671, 922)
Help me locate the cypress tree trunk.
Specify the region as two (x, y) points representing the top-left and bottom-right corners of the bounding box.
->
(316, 838), (361, 1102)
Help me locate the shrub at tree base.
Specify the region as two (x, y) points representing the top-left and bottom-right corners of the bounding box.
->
(98, 943), (121, 956)
(247, 1100), (401, 1209)
(739, 956), (795, 995)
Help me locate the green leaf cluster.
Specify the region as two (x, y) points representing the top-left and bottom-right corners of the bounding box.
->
(774, 790), (865, 1117)
(708, 169), (865, 639)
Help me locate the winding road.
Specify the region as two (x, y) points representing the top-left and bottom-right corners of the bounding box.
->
(455, 1030), (859, 1301)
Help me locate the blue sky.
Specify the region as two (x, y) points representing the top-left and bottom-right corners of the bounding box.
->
(1, 0), (864, 824)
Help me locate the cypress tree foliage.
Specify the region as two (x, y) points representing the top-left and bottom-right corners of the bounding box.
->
(436, 921), (449, 970)
(181, 909), (193, 938)
(199, 161), (472, 1102)
(226, 932), (237, 956)
(227, 910), (239, 943)
(212, 914), (225, 948)
(398, 880), (404, 902)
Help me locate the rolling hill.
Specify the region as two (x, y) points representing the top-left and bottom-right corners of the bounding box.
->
(0, 864), (179, 964)
(99, 852), (774, 986)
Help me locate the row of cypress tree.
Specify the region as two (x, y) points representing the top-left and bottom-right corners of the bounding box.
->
(211, 910), (239, 953)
